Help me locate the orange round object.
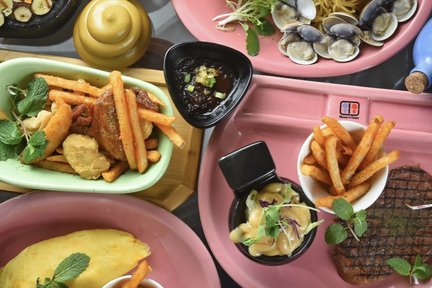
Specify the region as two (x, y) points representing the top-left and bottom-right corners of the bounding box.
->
(73, 0), (152, 70)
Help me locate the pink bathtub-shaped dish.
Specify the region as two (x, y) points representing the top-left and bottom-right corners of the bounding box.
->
(172, 0), (432, 77)
(198, 74), (432, 288)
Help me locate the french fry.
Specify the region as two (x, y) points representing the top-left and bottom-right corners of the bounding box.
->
(126, 89), (148, 173)
(101, 83), (112, 91)
(337, 142), (353, 156)
(137, 108), (175, 126)
(121, 260), (150, 288)
(341, 115), (384, 184)
(147, 92), (166, 108)
(303, 153), (317, 165)
(328, 186), (339, 196)
(350, 150), (400, 186)
(35, 73), (104, 97)
(147, 150), (161, 163)
(140, 119), (153, 139)
(321, 127), (333, 137)
(35, 160), (77, 174)
(359, 121), (395, 169)
(301, 164), (332, 185)
(325, 135), (345, 195)
(46, 154), (68, 163)
(310, 140), (327, 170)
(313, 125), (326, 147)
(315, 182), (371, 208)
(145, 138), (158, 150)
(102, 161), (129, 182)
(336, 148), (349, 167)
(322, 116), (357, 151)
(74, 79), (88, 96)
(48, 90), (97, 106)
(155, 123), (185, 149)
(110, 71), (137, 170)
(25, 103), (72, 164)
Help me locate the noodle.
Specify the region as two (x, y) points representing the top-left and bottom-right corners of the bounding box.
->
(312, 0), (371, 31)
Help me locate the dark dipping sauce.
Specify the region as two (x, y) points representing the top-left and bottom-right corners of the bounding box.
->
(174, 57), (236, 116)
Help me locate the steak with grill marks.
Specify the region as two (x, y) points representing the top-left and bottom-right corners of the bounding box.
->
(333, 166), (432, 285)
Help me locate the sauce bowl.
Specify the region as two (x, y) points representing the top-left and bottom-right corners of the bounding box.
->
(163, 41), (252, 128)
(218, 141), (318, 265)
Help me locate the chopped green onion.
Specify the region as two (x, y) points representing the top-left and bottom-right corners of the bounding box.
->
(206, 77), (217, 88)
(186, 85), (195, 92)
(203, 89), (210, 95)
(214, 91), (226, 99)
(184, 73), (191, 83)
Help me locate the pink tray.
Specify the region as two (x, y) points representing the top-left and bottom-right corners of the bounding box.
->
(198, 75), (432, 288)
(172, 0), (432, 78)
(0, 192), (220, 288)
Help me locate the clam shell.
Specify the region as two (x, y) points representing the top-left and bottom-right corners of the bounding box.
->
(328, 12), (359, 26)
(297, 24), (324, 43)
(278, 32), (302, 55)
(330, 23), (362, 39)
(328, 39), (360, 62)
(322, 15), (346, 34)
(295, 0), (316, 21)
(286, 41), (318, 65)
(313, 35), (335, 59)
(371, 12), (398, 41)
(359, 30), (384, 46)
(392, 0), (417, 22)
(271, 1), (299, 30)
(359, 0), (382, 27)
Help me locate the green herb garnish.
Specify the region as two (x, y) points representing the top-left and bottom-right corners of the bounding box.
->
(241, 23), (260, 57)
(36, 253), (90, 288)
(17, 77), (49, 117)
(0, 79), (49, 162)
(325, 198), (367, 244)
(213, 0), (276, 56)
(242, 184), (322, 246)
(21, 130), (48, 163)
(387, 255), (432, 285)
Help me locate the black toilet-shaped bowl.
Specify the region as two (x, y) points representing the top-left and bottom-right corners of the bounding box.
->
(218, 141), (318, 265)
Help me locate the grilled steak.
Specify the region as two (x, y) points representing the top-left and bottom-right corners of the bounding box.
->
(333, 166), (432, 285)
(88, 89), (126, 161)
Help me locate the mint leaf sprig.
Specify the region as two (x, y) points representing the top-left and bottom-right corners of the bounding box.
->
(387, 255), (432, 285)
(325, 198), (367, 244)
(36, 253), (90, 288)
(0, 78), (49, 163)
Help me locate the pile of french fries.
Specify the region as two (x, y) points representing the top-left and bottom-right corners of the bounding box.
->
(301, 116), (400, 208)
(31, 71), (184, 182)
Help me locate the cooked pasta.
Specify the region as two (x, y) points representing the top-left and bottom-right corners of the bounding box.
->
(312, 0), (371, 30)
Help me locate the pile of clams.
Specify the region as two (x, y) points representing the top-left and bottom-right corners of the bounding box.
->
(272, 0), (418, 65)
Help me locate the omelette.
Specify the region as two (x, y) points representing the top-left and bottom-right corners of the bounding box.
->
(0, 229), (151, 288)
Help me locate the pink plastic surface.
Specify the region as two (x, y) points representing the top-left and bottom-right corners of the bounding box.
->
(0, 192), (220, 288)
(198, 75), (432, 287)
(172, 0), (432, 78)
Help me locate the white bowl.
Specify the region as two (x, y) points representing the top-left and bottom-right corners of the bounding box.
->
(297, 120), (389, 214)
(103, 275), (163, 288)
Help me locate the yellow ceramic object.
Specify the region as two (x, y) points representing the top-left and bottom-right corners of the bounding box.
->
(73, 0), (152, 70)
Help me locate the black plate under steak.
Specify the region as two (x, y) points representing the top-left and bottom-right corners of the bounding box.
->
(0, 0), (80, 38)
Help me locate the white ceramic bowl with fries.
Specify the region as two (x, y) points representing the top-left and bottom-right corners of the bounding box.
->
(0, 57), (175, 193)
(297, 120), (390, 214)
